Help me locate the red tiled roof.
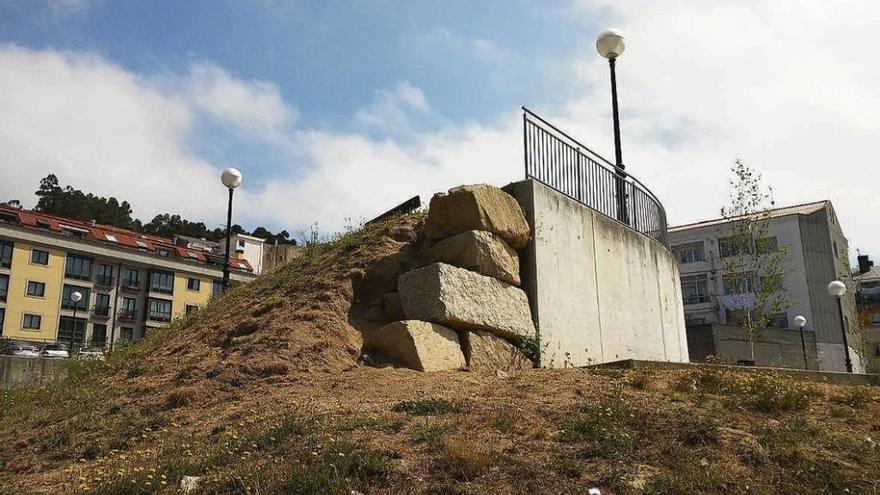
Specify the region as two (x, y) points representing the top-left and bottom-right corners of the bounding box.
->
(0, 205), (253, 273)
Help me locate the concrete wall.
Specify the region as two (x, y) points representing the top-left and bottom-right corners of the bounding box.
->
(687, 324), (819, 369)
(0, 356), (66, 389)
(511, 180), (688, 367)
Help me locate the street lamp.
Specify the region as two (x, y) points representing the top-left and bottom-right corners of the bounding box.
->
(794, 315), (808, 370)
(221, 168), (243, 292)
(71, 290), (83, 346)
(827, 280), (853, 373)
(596, 29), (629, 225)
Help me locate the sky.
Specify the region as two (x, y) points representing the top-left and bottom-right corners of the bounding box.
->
(1, 0), (878, 263)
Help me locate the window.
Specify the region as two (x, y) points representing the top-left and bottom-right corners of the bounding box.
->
(187, 277), (200, 291)
(0, 307), (5, 332)
(157, 249), (169, 257)
(681, 274), (710, 305)
(755, 237), (779, 254)
(94, 293), (111, 316)
(870, 314), (880, 326)
(718, 236), (749, 258)
(723, 271), (758, 295)
(65, 254), (93, 280)
(148, 298), (172, 322)
(120, 297), (137, 319)
(31, 249), (49, 265)
(91, 324), (107, 346)
(26, 281), (46, 297)
(0, 240), (12, 268)
(61, 285), (90, 310)
(0, 274), (8, 302)
(120, 327), (134, 342)
(768, 312), (789, 329)
(96, 264), (114, 286)
(22, 313), (41, 329)
(57, 316), (86, 343)
(672, 242), (705, 264)
(238, 239), (245, 248)
(136, 240), (148, 250)
(875, 344), (880, 357)
(185, 304), (198, 316)
(149, 270), (174, 294)
(212, 279), (224, 297)
(105, 233), (118, 243)
(123, 268), (140, 289)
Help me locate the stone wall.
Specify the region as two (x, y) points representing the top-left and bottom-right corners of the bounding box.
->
(365, 184), (535, 373)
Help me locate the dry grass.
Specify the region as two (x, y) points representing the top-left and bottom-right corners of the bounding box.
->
(1, 214), (879, 494)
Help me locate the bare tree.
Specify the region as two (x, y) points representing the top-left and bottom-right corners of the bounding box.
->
(719, 159), (789, 364)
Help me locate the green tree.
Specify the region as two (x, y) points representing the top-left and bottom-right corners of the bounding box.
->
(33, 174), (135, 229)
(719, 160), (789, 364)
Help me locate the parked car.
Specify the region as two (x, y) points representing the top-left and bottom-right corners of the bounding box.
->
(77, 347), (106, 361)
(4, 342), (40, 357)
(40, 344), (70, 359)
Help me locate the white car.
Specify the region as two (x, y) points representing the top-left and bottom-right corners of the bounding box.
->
(4, 342), (40, 357)
(77, 347), (106, 361)
(40, 344), (70, 359)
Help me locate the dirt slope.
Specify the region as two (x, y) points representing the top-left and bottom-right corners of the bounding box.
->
(1, 213), (879, 495)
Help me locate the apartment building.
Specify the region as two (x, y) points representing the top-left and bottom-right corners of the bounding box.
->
(854, 255), (880, 373)
(668, 200), (863, 372)
(0, 206), (257, 348)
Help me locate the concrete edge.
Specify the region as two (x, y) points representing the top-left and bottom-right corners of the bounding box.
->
(591, 359), (880, 386)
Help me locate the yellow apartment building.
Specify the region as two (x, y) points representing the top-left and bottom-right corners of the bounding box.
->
(0, 206), (257, 347)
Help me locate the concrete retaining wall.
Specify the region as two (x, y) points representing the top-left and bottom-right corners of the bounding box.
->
(0, 356), (67, 389)
(510, 180), (689, 367)
(687, 324), (820, 369)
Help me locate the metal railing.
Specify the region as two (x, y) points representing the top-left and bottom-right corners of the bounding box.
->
(523, 108), (669, 247)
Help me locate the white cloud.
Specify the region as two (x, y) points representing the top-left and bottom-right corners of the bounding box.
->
(186, 61), (297, 141)
(2, 0), (880, 261)
(354, 80), (431, 133)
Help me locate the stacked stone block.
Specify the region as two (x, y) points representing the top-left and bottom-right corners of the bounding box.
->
(365, 184), (535, 373)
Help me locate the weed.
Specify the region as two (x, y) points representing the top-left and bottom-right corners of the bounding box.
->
(677, 416), (719, 446)
(437, 438), (495, 481)
(335, 414), (390, 432)
(559, 387), (636, 459)
(831, 386), (874, 408)
(412, 421), (458, 445)
(392, 398), (459, 416)
(490, 408), (517, 430)
(628, 369), (654, 390)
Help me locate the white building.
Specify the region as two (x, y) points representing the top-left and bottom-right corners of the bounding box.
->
(223, 233), (266, 275)
(668, 200), (863, 373)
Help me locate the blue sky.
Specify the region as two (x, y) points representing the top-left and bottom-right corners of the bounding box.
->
(1, 1), (879, 260)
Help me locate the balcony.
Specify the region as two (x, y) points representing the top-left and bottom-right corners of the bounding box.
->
(118, 310), (138, 322)
(94, 275), (115, 288)
(147, 312), (172, 323)
(120, 279), (141, 292)
(92, 305), (111, 318)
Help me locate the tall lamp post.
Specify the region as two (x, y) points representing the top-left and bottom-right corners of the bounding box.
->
(221, 168), (243, 292)
(596, 29), (629, 225)
(794, 315), (808, 370)
(71, 290), (83, 346)
(827, 280), (853, 373)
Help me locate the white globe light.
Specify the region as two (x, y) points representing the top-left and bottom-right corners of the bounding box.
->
(794, 315), (807, 328)
(827, 280), (847, 297)
(596, 29), (626, 59)
(71, 291), (83, 303)
(221, 168), (243, 189)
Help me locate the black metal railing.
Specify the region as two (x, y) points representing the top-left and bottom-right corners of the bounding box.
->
(523, 108), (669, 247)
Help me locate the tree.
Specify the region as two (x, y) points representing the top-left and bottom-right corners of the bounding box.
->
(719, 160), (789, 364)
(33, 174), (136, 229)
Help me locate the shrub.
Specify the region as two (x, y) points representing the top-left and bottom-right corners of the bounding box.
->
(740, 373), (820, 413)
(559, 387), (635, 459)
(437, 438), (495, 481)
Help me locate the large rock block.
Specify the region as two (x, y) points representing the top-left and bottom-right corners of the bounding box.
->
(398, 263), (536, 340)
(366, 320), (466, 372)
(461, 330), (532, 373)
(426, 184), (530, 249)
(428, 230), (520, 286)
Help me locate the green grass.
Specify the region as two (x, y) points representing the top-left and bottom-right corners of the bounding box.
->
(392, 399), (459, 416)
